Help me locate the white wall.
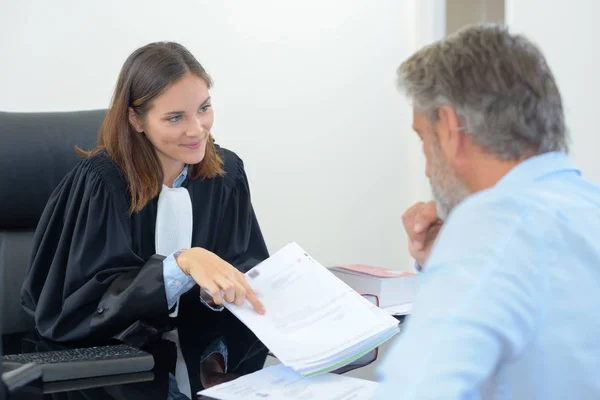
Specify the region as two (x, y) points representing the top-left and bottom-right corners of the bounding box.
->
(0, 0), (424, 271)
(412, 0), (446, 201)
(507, 0), (600, 184)
(446, 0), (504, 34)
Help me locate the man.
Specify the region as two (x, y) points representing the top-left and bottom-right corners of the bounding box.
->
(375, 24), (600, 399)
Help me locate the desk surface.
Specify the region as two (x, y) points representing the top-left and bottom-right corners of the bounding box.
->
(2, 314), (403, 399)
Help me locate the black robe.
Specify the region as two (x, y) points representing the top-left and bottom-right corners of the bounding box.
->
(21, 146), (269, 347)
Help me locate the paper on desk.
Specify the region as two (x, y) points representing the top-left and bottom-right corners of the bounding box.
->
(197, 364), (378, 400)
(383, 302), (413, 316)
(331, 264), (413, 278)
(224, 242), (400, 376)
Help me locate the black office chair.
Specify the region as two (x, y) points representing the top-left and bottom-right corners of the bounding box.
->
(0, 110), (105, 338)
(1, 227), (43, 399)
(1, 264), (5, 400)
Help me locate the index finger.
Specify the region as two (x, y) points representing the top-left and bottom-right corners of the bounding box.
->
(240, 278), (265, 315)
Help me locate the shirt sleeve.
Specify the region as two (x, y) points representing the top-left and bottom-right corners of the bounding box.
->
(375, 198), (547, 399)
(201, 338), (229, 373)
(414, 260), (423, 272)
(163, 251), (196, 311)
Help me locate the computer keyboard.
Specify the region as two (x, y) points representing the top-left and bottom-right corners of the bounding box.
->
(2, 344), (155, 382)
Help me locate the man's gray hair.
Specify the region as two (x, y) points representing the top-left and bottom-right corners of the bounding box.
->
(398, 23), (568, 160)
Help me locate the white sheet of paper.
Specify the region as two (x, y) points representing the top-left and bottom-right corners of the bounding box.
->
(383, 302), (413, 316)
(198, 364), (379, 400)
(223, 242), (399, 372)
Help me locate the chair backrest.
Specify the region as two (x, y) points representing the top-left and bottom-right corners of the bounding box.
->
(0, 110), (106, 335)
(1, 250), (4, 400)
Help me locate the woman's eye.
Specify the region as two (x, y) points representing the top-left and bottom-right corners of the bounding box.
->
(168, 115), (182, 123)
(199, 104), (212, 113)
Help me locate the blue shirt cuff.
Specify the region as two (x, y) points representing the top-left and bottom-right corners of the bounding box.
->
(414, 260), (423, 272)
(201, 337), (229, 373)
(163, 251), (196, 310)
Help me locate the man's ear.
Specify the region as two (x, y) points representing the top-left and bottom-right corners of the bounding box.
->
(436, 105), (463, 158)
(128, 108), (143, 133)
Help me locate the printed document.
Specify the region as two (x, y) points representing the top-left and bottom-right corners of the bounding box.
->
(223, 242), (400, 376)
(198, 364), (378, 400)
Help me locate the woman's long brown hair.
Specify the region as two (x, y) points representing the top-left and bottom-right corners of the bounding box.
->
(77, 42), (224, 214)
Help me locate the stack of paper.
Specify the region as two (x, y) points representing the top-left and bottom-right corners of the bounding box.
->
(223, 242), (400, 376)
(329, 264), (417, 308)
(383, 302), (413, 316)
(198, 364), (378, 400)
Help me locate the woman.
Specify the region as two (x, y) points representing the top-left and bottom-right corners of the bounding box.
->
(21, 42), (269, 347)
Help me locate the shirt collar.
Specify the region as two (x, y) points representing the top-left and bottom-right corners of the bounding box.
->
(496, 151), (580, 188)
(172, 165), (189, 188)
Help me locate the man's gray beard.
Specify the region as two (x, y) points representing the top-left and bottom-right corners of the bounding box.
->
(429, 145), (470, 221)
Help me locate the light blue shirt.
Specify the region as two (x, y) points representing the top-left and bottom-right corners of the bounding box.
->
(162, 166), (222, 312)
(375, 152), (600, 400)
(162, 166), (229, 373)
(162, 165), (195, 309)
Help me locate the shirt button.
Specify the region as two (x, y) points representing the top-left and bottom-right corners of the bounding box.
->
(97, 306), (105, 314)
(174, 280), (181, 287)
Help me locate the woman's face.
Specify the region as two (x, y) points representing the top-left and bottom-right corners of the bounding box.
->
(130, 72), (214, 174)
